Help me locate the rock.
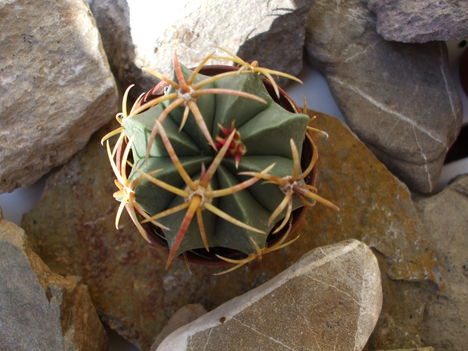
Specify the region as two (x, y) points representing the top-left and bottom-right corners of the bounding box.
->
(157, 240), (382, 351)
(414, 175), (468, 351)
(376, 348), (435, 351)
(305, 0), (463, 194)
(460, 47), (468, 97)
(150, 304), (207, 351)
(0, 210), (107, 351)
(0, 0), (118, 192)
(91, 0), (311, 92)
(365, 255), (434, 349)
(22, 111), (438, 349)
(90, 0), (156, 95)
(368, 0), (468, 43)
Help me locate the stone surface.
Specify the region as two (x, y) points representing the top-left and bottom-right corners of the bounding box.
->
(414, 175), (468, 351)
(365, 256), (434, 350)
(91, 0), (156, 95)
(305, 0), (462, 194)
(150, 304), (207, 351)
(376, 348), (435, 351)
(91, 0), (311, 92)
(0, 210), (107, 351)
(368, 0), (468, 43)
(0, 0), (118, 192)
(157, 240), (382, 351)
(22, 111), (438, 349)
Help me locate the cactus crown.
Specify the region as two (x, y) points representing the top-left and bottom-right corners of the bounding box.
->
(102, 50), (337, 272)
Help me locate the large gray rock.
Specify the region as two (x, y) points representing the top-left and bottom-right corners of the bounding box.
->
(305, 0), (463, 194)
(368, 0), (468, 43)
(157, 240), (382, 351)
(0, 0), (118, 192)
(91, 0), (311, 92)
(0, 210), (108, 351)
(415, 175), (468, 351)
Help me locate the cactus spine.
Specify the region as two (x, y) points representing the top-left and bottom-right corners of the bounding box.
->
(103, 51), (337, 271)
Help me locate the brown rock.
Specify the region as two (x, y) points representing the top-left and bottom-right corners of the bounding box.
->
(22, 111), (438, 349)
(415, 175), (468, 351)
(157, 240), (382, 351)
(0, 0), (118, 192)
(0, 210), (107, 351)
(365, 255), (434, 350)
(150, 304), (207, 351)
(375, 348), (435, 351)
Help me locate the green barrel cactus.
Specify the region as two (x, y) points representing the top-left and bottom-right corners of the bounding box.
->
(103, 50), (337, 272)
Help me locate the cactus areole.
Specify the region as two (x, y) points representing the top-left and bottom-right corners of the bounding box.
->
(104, 52), (336, 271)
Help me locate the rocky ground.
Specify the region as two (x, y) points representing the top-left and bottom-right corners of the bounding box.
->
(0, 0), (467, 350)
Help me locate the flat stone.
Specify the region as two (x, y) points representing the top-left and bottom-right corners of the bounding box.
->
(0, 210), (107, 351)
(0, 0), (118, 192)
(91, 0), (311, 91)
(414, 175), (468, 351)
(150, 304), (207, 351)
(368, 0), (468, 43)
(157, 240), (381, 351)
(305, 0), (463, 193)
(22, 111), (438, 349)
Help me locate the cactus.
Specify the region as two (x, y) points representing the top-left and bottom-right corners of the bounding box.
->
(103, 52), (337, 271)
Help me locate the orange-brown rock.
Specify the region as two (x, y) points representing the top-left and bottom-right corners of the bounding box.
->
(22, 111), (438, 350)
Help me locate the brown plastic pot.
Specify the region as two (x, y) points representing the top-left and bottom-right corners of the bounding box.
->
(119, 65), (318, 266)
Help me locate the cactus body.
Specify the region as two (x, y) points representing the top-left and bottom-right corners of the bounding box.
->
(123, 65), (309, 256)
